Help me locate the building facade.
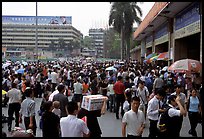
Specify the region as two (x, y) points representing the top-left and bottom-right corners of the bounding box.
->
(89, 28), (104, 58)
(131, 2), (202, 66)
(2, 16), (83, 60)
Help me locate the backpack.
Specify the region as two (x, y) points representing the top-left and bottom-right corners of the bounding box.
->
(157, 105), (171, 133)
(2, 79), (9, 92)
(145, 77), (153, 88)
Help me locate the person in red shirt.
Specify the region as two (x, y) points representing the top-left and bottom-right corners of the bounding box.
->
(113, 76), (126, 119)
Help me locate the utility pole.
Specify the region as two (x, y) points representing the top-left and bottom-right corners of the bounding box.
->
(35, 2), (38, 61)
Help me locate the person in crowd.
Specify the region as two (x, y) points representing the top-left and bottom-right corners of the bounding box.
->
(89, 75), (99, 95)
(20, 75), (27, 101)
(163, 95), (187, 137)
(48, 86), (59, 102)
(113, 76), (126, 119)
(38, 93), (49, 129)
(98, 77), (109, 110)
(147, 89), (166, 137)
(123, 76), (133, 110)
(52, 101), (61, 118)
(187, 88), (202, 137)
(107, 79), (116, 112)
(42, 101), (60, 138)
(77, 98), (107, 138)
(135, 81), (149, 119)
(52, 84), (69, 117)
(82, 79), (89, 96)
(19, 87), (37, 136)
(153, 73), (164, 94)
(6, 82), (21, 132)
(51, 68), (58, 92)
(35, 70), (42, 98)
(73, 77), (83, 108)
(60, 101), (90, 137)
(171, 84), (187, 134)
(122, 96), (145, 137)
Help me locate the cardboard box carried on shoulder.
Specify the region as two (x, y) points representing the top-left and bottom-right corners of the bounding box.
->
(81, 95), (107, 111)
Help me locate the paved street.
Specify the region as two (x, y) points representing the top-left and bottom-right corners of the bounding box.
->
(2, 97), (202, 137)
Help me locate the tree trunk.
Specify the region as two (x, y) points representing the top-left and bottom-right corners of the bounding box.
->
(120, 26), (125, 60)
(126, 37), (130, 62)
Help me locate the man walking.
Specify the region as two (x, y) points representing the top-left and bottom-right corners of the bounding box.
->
(122, 96), (145, 137)
(147, 89), (166, 137)
(19, 87), (37, 136)
(6, 82), (21, 132)
(113, 76), (126, 119)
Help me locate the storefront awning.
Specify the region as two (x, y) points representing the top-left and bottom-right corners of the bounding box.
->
(145, 53), (157, 60)
(157, 52), (169, 60)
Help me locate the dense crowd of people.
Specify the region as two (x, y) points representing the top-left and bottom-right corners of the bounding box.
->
(2, 58), (202, 137)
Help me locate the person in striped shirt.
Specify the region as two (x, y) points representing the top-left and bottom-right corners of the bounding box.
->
(19, 87), (36, 136)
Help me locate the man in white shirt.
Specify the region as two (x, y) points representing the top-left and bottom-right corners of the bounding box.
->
(51, 68), (58, 92)
(171, 84), (187, 135)
(48, 89), (59, 102)
(60, 101), (90, 137)
(6, 82), (21, 131)
(147, 89), (166, 137)
(122, 96), (145, 137)
(135, 81), (149, 119)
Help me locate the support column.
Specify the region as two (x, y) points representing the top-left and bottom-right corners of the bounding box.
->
(141, 40), (146, 64)
(168, 18), (173, 66)
(172, 18), (176, 63)
(200, 2), (202, 76)
(152, 31), (155, 53)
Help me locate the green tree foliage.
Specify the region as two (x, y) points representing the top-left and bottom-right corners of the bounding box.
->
(109, 2), (142, 61)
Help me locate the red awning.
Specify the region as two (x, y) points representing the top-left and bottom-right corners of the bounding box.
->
(157, 52), (169, 60)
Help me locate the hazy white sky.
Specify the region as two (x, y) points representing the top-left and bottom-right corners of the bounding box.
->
(2, 2), (154, 36)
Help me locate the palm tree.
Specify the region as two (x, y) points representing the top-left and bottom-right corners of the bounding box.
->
(109, 2), (142, 61)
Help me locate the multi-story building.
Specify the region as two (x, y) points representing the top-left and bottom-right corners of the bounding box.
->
(2, 15), (83, 60)
(131, 2), (202, 66)
(89, 28), (104, 58)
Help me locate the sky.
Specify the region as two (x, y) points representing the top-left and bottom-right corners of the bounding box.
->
(2, 2), (155, 36)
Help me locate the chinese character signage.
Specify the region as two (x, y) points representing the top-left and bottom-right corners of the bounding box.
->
(2, 16), (72, 25)
(175, 2), (200, 30)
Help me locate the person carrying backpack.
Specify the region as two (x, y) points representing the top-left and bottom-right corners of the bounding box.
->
(158, 95), (186, 137)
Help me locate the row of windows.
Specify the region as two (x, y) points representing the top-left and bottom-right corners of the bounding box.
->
(3, 31), (82, 38)
(3, 25), (82, 35)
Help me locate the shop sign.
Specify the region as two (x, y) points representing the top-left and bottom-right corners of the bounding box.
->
(155, 34), (168, 46)
(146, 35), (153, 48)
(175, 2), (200, 30)
(155, 23), (168, 39)
(175, 20), (200, 39)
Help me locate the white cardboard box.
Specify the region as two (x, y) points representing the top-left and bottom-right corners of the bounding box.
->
(81, 95), (106, 111)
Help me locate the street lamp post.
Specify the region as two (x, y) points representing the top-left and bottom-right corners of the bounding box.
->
(35, 2), (38, 61)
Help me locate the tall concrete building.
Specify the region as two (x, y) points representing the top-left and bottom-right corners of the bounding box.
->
(88, 28), (104, 58)
(2, 15), (83, 60)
